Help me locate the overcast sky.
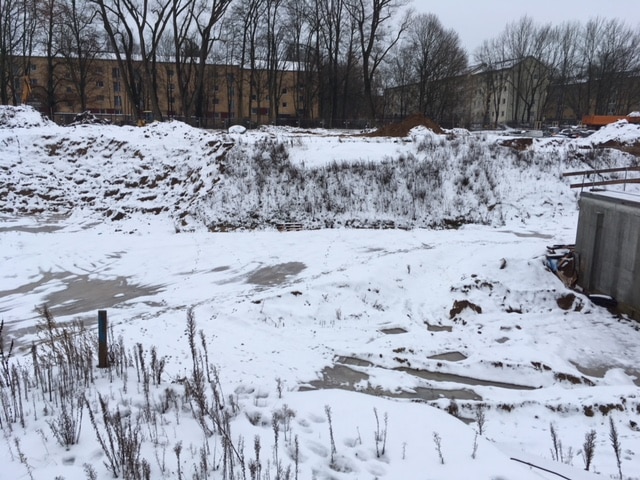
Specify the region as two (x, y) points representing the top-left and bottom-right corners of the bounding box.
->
(414, 0), (639, 56)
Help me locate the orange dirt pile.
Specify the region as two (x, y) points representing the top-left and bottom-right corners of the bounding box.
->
(368, 114), (443, 137)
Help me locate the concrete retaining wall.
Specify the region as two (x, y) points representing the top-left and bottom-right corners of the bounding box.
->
(575, 191), (640, 318)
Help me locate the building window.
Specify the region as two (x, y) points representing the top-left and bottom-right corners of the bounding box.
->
(167, 69), (174, 77)
(66, 87), (73, 93)
(502, 98), (506, 104)
(500, 111), (504, 118)
(30, 64), (37, 71)
(168, 83), (174, 93)
(96, 80), (104, 88)
(112, 68), (120, 78)
(98, 95), (105, 102)
(114, 82), (121, 92)
(114, 96), (122, 107)
(251, 94), (257, 101)
(213, 98), (220, 105)
(214, 84), (219, 91)
(30, 78), (38, 86)
(282, 102), (287, 108)
(282, 88), (287, 94)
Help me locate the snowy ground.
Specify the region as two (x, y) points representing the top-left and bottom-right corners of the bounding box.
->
(1, 106), (640, 479)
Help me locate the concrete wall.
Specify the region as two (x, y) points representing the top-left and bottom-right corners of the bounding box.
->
(575, 191), (640, 317)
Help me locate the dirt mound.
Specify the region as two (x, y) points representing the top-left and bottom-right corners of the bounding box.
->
(368, 114), (443, 137)
(499, 138), (533, 151)
(67, 111), (110, 126)
(0, 105), (52, 128)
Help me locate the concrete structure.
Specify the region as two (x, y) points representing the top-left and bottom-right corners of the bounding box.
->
(575, 191), (640, 318)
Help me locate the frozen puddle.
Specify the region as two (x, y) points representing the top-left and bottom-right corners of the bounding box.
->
(571, 362), (640, 387)
(428, 351), (467, 362)
(396, 367), (537, 391)
(380, 327), (407, 335)
(426, 323), (453, 332)
(305, 363), (481, 401)
(246, 262), (306, 286)
(305, 355), (536, 403)
(1, 271), (163, 340)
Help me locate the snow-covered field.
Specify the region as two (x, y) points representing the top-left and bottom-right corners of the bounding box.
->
(1, 106), (640, 479)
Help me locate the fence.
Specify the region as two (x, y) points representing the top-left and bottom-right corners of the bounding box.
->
(52, 112), (405, 131)
(563, 166), (640, 190)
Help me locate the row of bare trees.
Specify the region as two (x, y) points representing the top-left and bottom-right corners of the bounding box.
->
(475, 16), (640, 127)
(1, 0), (639, 125)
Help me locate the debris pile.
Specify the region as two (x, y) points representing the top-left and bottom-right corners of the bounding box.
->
(67, 111), (111, 126)
(368, 114), (443, 137)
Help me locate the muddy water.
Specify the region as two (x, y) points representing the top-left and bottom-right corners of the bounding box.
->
(571, 362), (640, 387)
(41, 274), (164, 317)
(246, 262), (306, 286)
(306, 355), (537, 403)
(397, 367), (537, 390)
(306, 363), (482, 401)
(499, 230), (554, 239)
(428, 352), (467, 362)
(1, 271), (163, 342)
(380, 327), (407, 335)
(426, 323), (453, 332)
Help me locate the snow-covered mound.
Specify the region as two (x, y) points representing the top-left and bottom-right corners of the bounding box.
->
(0, 104), (53, 128)
(578, 119), (640, 146)
(1, 105), (639, 232)
(228, 124), (247, 134)
(0, 113), (233, 228)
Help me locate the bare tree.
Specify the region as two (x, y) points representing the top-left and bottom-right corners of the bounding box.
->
(474, 38), (510, 128)
(383, 38), (415, 118)
(91, 0), (172, 121)
(346, 0), (410, 119)
(282, 0), (317, 121)
(228, 0), (265, 122)
(0, 0), (37, 105)
(0, 0), (24, 104)
(33, 0), (63, 117)
(546, 21), (580, 124)
(502, 16), (555, 126)
(58, 0), (103, 113)
(406, 13), (467, 124)
(582, 429), (596, 471)
(190, 0), (233, 123)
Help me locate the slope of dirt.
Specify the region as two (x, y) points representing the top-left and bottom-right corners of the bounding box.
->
(368, 114), (443, 137)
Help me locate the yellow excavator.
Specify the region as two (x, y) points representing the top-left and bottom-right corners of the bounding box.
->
(21, 75), (32, 104)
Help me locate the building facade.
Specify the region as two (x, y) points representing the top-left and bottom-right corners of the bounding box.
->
(17, 55), (315, 127)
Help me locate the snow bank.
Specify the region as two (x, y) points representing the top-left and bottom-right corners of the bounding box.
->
(579, 119), (640, 146)
(0, 104), (54, 128)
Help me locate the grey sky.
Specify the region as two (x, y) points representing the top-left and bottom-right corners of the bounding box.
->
(413, 0), (639, 56)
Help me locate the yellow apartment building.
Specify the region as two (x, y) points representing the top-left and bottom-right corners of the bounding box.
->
(21, 56), (315, 127)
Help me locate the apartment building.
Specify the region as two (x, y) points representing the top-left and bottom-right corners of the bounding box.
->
(19, 56), (314, 126)
(385, 57), (550, 129)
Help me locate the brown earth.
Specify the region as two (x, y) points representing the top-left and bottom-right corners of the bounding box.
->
(597, 141), (640, 157)
(499, 138), (533, 150)
(367, 114), (444, 137)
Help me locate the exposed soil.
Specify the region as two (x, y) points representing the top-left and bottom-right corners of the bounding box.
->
(367, 114), (443, 137)
(597, 141), (640, 157)
(499, 137), (533, 150)
(449, 299), (482, 319)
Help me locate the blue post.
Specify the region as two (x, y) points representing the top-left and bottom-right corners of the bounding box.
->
(98, 310), (108, 368)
